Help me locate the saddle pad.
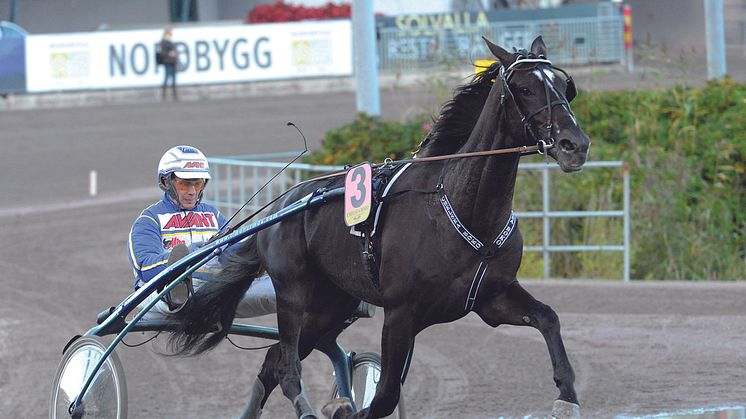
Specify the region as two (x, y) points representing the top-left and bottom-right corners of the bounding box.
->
(349, 162), (412, 237)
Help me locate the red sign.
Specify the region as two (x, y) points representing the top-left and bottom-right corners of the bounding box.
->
(183, 161), (205, 169)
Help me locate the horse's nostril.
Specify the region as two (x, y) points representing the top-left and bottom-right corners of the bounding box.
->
(558, 139), (577, 152)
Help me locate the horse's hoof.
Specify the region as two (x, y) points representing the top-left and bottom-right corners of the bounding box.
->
(293, 393), (318, 419)
(238, 377), (266, 419)
(552, 399), (580, 419)
(321, 397), (353, 419)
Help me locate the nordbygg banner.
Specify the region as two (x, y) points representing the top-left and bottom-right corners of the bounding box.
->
(24, 20), (352, 93)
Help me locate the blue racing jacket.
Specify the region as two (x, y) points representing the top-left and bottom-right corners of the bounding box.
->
(128, 193), (227, 289)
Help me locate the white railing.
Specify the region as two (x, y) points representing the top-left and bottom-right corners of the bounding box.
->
(205, 155), (630, 281)
(515, 161), (630, 281)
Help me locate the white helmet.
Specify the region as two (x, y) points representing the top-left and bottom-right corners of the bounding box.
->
(158, 145), (211, 181)
(157, 145), (211, 205)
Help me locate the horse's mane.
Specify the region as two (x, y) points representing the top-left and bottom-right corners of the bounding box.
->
(417, 61), (503, 157)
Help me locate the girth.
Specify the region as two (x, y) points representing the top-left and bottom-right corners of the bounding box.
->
(438, 185), (517, 311)
(351, 162), (412, 291)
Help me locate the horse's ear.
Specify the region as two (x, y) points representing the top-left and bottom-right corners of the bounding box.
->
(530, 36), (547, 58)
(482, 36), (514, 66)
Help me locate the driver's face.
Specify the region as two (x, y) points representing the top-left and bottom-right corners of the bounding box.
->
(172, 176), (205, 210)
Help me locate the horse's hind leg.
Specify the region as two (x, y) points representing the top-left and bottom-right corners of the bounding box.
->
(239, 344), (281, 419)
(474, 280), (579, 417)
(273, 277), (320, 418)
(240, 333), (328, 419)
(241, 279), (360, 419)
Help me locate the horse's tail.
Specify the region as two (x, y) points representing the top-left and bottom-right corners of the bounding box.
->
(168, 235), (263, 355)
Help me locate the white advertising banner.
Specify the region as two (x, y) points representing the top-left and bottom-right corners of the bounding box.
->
(25, 20), (352, 92)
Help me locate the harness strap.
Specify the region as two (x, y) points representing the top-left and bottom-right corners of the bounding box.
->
(438, 186), (518, 312)
(465, 261), (489, 311)
(440, 190), (489, 257)
(353, 162), (414, 294)
(493, 212), (517, 250)
(464, 212), (517, 312)
(370, 162), (412, 235)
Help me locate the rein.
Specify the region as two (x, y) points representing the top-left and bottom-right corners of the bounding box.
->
(299, 144), (541, 185)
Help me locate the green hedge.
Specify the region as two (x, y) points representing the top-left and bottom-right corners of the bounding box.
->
(304, 113), (429, 165)
(305, 79), (745, 280)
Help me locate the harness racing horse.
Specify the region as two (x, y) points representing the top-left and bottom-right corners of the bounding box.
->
(169, 36), (590, 418)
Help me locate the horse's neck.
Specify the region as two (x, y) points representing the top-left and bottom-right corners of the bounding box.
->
(442, 95), (519, 237)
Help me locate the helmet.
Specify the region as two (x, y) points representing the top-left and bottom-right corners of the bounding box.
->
(157, 145), (211, 207)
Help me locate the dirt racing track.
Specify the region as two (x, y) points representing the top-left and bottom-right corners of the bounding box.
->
(1, 91), (745, 419)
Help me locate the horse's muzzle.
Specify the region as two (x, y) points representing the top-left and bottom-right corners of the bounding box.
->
(549, 135), (590, 173)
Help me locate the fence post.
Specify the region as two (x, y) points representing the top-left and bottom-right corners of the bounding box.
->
(239, 166), (246, 222)
(704, 0), (727, 80)
(252, 167), (259, 213)
(623, 5), (634, 73)
(226, 165), (233, 216)
(9, 0), (17, 22)
(211, 164), (219, 218)
(623, 162), (631, 282)
(352, 0), (381, 116)
(542, 164), (551, 279)
(89, 170), (97, 197)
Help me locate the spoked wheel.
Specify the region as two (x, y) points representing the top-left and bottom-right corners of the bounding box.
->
(50, 336), (127, 419)
(330, 352), (406, 419)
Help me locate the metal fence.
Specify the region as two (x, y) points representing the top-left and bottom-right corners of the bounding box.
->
(206, 152), (337, 221)
(515, 161), (630, 281)
(377, 15), (624, 72)
(205, 155), (630, 281)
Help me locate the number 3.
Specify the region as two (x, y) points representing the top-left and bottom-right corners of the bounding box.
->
(350, 166), (367, 208)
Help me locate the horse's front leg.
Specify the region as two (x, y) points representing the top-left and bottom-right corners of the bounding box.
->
(323, 305), (414, 419)
(363, 305), (414, 419)
(474, 280), (579, 418)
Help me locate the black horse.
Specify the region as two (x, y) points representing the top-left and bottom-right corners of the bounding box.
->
(169, 36), (590, 419)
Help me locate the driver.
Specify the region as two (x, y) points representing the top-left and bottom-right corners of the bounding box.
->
(127, 145), (276, 319)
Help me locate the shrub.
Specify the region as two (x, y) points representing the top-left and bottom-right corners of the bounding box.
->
(571, 78), (745, 280)
(304, 113), (429, 166)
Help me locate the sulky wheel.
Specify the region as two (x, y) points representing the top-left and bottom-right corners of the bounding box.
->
(330, 352), (406, 419)
(49, 336), (127, 419)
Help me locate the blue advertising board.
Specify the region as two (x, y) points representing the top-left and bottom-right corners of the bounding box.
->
(0, 21), (28, 94)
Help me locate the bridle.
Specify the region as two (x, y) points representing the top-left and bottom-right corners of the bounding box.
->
(498, 51), (577, 155)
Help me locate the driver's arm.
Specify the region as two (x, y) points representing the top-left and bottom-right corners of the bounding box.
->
(128, 214), (170, 285)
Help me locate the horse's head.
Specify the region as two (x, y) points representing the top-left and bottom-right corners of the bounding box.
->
(484, 36), (590, 172)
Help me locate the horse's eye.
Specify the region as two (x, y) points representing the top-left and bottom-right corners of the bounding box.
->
(518, 87), (532, 96)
